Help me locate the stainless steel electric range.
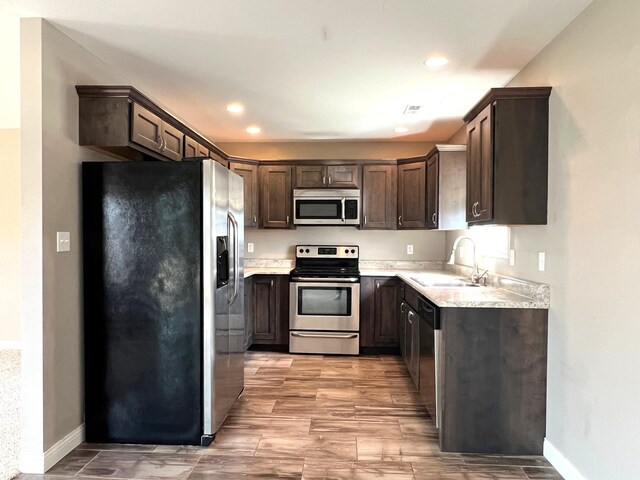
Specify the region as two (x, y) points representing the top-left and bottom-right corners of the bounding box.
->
(289, 245), (360, 355)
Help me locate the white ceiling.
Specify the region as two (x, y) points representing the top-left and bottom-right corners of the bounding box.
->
(0, 0), (593, 142)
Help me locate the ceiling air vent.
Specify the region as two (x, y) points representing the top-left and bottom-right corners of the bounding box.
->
(404, 105), (422, 114)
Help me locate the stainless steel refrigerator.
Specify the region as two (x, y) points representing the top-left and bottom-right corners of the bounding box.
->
(82, 158), (244, 446)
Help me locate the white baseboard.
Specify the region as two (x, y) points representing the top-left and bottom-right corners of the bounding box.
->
(544, 438), (588, 480)
(19, 424), (85, 474)
(0, 341), (22, 350)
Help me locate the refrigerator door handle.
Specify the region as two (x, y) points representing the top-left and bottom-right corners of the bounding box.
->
(227, 211), (240, 306)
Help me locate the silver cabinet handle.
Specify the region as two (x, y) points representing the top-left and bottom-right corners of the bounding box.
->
(328, 176), (332, 184)
(286, 215), (290, 225)
(398, 215), (402, 226)
(159, 136), (165, 152)
(472, 202), (478, 217)
(270, 280), (274, 287)
(291, 332), (358, 339)
(408, 310), (414, 324)
(432, 213), (437, 225)
(323, 176), (326, 186)
(400, 302), (405, 313)
(364, 215), (367, 225)
(253, 214), (257, 224)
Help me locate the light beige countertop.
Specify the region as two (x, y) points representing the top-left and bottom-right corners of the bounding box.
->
(244, 266), (293, 278)
(243, 259), (549, 309)
(363, 268), (549, 309)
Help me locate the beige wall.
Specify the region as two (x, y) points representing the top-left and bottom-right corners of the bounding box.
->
(446, 0), (640, 477)
(246, 228), (445, 261)
(0, 129), (21, 344)
(217, 141), (434, 160)
(21, 18), (126, 468)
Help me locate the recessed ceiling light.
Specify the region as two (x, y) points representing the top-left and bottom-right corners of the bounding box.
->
(226, 103), (244, 113)
(246, 126), (261, 134)
(424, 56), (449, 69)
(394, 126), (409, 134)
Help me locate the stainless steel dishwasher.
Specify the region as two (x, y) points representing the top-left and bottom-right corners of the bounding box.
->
(418, 297), (442, 429)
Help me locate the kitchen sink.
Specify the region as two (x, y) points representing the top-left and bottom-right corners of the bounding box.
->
(409, 276), (482, 288)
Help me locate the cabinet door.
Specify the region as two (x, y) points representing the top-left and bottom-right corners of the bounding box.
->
(184, 136), (198, 158)
(131, 103), (163, 152)
(327, 165), (361, 188)
(259, 165), (293, 228)
(467, 104), (493, 222)
(426, 155), (439, 229)
(160, 122), (184, 162)
(361, 165), (397, 229)
(295, 166), (326, 188)
(253, 276), (277, 342)
(398, 161), (426, 229)
(197, 143), (209, 157)
(373, 278), (399, 344)
(230, 162), (259, 227)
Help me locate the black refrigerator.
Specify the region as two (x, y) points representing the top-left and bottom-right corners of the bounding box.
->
(82, 159), (244, 446)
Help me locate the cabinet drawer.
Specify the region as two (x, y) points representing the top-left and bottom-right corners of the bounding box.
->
(290, 331), (359, 355)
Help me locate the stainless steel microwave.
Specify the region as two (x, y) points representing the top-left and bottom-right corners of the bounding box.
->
(293, 189), (360, 225)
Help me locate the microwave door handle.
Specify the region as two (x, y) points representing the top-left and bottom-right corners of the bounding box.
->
(341, 197), (346, 223)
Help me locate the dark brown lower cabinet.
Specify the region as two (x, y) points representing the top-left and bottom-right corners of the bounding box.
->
(360, 277), (400, 349)
(250, 275), (289, 347)
(439, 307), (548, 454)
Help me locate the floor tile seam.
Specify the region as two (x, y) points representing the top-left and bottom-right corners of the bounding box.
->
(71, 449), (102, 477)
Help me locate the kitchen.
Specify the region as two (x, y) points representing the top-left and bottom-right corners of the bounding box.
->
(0, 1), (639, 479)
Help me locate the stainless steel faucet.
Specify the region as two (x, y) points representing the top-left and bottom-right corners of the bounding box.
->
(447, 236), (484, 284)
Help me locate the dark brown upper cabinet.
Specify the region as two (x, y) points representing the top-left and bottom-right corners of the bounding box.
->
(397, 159), (426, 229)
(130, 103), (182, 161)
(426, 145), (467, 230)
(259, 165), (294, 229)
(230, 161), (259, 228)
(361, 164), (397, 230)
(184, 136), (210, 158)
(464, 87), (551, 225)
(294, 165), (360, 189)
(76, 85), (227, 164)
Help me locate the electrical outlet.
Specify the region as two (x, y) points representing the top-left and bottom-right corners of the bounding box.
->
(57, 232), (70, 252)
(509, 249), (516, 266)
(538, 252), (546, 271)
(247, 242), (254, 253)
(407, 244), (413, 255)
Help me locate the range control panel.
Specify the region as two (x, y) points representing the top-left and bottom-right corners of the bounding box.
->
(296, 245), (359, 258)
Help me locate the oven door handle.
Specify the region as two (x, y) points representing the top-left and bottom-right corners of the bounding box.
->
(291, 276), (360, 283)
(291, 332), (358, 339)
(341, 197), (346, 223)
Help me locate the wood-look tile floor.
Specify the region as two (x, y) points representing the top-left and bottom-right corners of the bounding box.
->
(16, 351), (563, 479)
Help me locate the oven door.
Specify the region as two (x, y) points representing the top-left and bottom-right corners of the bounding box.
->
(290, 281), (360, 331)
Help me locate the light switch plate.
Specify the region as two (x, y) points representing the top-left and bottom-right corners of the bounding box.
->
(247, 242), (254, 253)
(538, 252), (545, 271)
(407, 244), (413, 255)
(509, 249), (516, 266)
(57, 232), (70, 252)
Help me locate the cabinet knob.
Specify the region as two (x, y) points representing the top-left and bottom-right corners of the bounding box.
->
(432, 213), (436, 225)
